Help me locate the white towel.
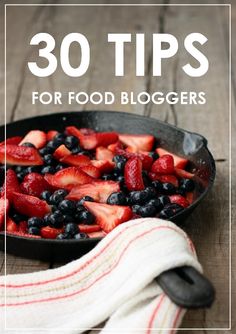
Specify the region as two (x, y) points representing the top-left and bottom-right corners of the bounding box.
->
(0, 218), (202, 333)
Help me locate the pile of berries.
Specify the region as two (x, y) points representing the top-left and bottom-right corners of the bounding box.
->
(0, 126), (195, 240)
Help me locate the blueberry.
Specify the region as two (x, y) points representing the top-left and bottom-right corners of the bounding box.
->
(47, 211), (64, 228)
(40, 190), (52, 202)
(64, 223), (79, 236)
(53, 134), (65, 146)
(58, 199), (76, 214)
(56, 233), (71, 240)
(71, 147), (82, 154)
(76, 203), (85, 212)
(41, 166), (55, 174)
(11, 213), (27, 224)
(132, 205), (141, 214)
(158, 195), (171, 207)
(149, 151), (159, 160)
(129, 190), (149, 205)
(75, 210), (94, 225)
(144, 187), (157, 200)
(151, 181), (164, 192)
(74, 232), (88, 240)
(27, 166), (41, 173)
(14, 165), (25, 173)
(43, 213), (51, 225)
(28, 226), (40, 235)
(21, 142), (35, 148)
(139, 204), (157, 217)
(147, 198), (163, 212)
(65, 136), (79, 149)
(51, 205), (58, 213)
(43, 154), (55, 165)
(101, 174), (114, 181)
(77, 196), (94, 205)
(162, 183), (176, 195)
(79, 151), (93, 158)
(63, 214), (75, 223)
(116, 175), (125, 184)
(50, 189), (68, 205)
(180, 178), (195, 192)
(47, 140), (59, 151)
(159, 203), (183, 219)
(27, 217), (44, 228)
(39, 146), (52, 155)
(16, 172), (26, 182)
(55, 164), (65, 172)
(107, 192), (127, 205)
(113, 155), (127, 164)
(113, 155), (126, 172)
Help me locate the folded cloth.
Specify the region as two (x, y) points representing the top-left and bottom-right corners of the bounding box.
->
(0, 218), (202, 333)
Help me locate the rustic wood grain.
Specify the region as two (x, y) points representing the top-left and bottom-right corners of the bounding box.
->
(0, 0), (235, 332)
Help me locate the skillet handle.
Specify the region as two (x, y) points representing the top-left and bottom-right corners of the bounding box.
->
(155, 266), (215, 309)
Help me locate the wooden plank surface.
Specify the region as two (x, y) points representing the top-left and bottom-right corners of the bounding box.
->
(0, 0), (235, 332)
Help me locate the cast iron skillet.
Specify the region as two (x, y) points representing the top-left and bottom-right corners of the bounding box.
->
(0, 111), (216, 309)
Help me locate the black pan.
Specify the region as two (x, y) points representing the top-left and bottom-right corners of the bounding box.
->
(0, 111), (216, 308)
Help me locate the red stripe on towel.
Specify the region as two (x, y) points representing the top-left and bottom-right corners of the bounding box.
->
(146, 294), (165, 334)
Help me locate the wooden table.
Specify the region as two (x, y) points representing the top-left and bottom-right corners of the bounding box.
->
(1, 1), (235, 332)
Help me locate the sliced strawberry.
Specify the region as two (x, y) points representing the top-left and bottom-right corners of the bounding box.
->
(11, 192), (51, 218)
(151, 155), (174, 174)
(44, 167), (94, 190)
(124, 157), (144, 191)
(175, 168), (194, 179)
(61, 154), (91, 167)
(156, 148), (188, 169)
(20, 130), (47, 149)
(186, 192), (194, 204)
(78, 224), (101, 233)
(53, 144), (71, 160)
(91, 160), (115, 173)
(0, 136), (22, 146)
(119, 133), (154, 152)
(67, 180), (120, 203)
(84, 201), (132, 233)
(96, 146), (114, 162)
(65, 126), (84, 140)
(0, 144), (43, 166)
(148, 173), (179, 187)
(18, 221), (27, 233)
(87, 231), (106, 238)
(20, 172), (51, 197)
(41, 226), (63, 239)
(6, 217), (18, 233)
(81, 132), (118, 150)
(80, 165), (101, 179)
(108, 141), (123, 153)
(47, 130), (58, 141)
(1, 169), (21, 200)
(169, 195), (190, 208)
(0, 198), (9, 230)
(115, 147), (153, 171)
(6, 231), (41, 239)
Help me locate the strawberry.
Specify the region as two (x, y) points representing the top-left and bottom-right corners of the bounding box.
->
(66, 126), (84, 141)
(156, 148), (188, 169)
(11, 192), (51, 218)
(119, 134), (154, 152)
(80, 165), (101, 179)
(0, 198), (9, 230)
(151, 155), (174, 174)
(169, 195), (190, 208)
(124, 157), (144, 191)
(115, 147), (153, 171)
(18, 221), (27, 233)
(78, 224), (101, 233)
(6, 231), (41, 239)
(91, 160), (115, 173)
(20, 172), (51, 197)
(20, 130), (47, 149)
(96, 146), (114, 162)
(6, 217), (18, 233)
(53, 145), (71, 160)
(0, 136), (22, 146)
(44, 167), (94, 190)
(186, 192), (194, 204)
(67, 180), (120, 203)
(87, 231), (106, 238)
(41, 226), (63, 239)
(0, 144), (43, 166)
(47, 130), (58, 141)
(148, 173), (179, 187)
(61, 154), (91, 167)
(175, 168), (194, 179)
(83, 201), (132, 233)
(1, 169), (21, 200)
(108, 141), (123, 153)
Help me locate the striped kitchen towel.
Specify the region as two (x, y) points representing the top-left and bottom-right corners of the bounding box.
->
(0, 218), (202, 333)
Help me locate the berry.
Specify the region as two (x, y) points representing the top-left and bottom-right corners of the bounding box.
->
(58, 199), (76, 214)
(71, 147), (82, 154)
(63, 214), (75, 223)
(20, 130), (46, 149)
(169, 195), (189, 208)
(151, 155), (174, 174)
(96, 147), (114, 162)
(21, 172), (50, 197)
(156, 148), (188, 169)
(77, 196), (94, 205)
(158, 195), (171, 207)
(27, 166), (41, 173)
(53, 133), (65, 146)
(132, 204), (141, 214)
(179, 178), (195, 192)
(144, 187), (157, 200)
(47, 211), (64, 228)
(139, 204), (157, 217)
(118, 134), (154, 152)
(101, 174), (114, 180)
(0, 144), (43, 166)
(124, 156), (144, 191)
(80, 165), (101, 178)
(64, 223), (79, 236)
(28, 226), (41, 235)
(41, 226), (63, 239)
(47, 140), (60, 151)
(151, 180), (164, 192)
(78, 224), (101, 233)
(1, 169), (21, 200)
(159, 203), (183, 219)
(147, 198), (163, 212)
(162, 183), (176, 195)
(129, 190), (149, 205)
(27, 217), (44, 228)
(43, 154), (55, 165)
(65, 135), (79, 149)
(50, 189), (68, 204)
(74, 233), (88, 240)
(11, 213), (27, 224)
(40, 190), (52, 202)
(55, 164), (64, 172)
(56, 233), (71, 240)
(41, 166), (55, 174)
(39, 146), (52, 155)
(21, 142), (36, 148)
(107, 192), (127, 205)
(75, 210), (95, 225)
(149, 151), (159, 160)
